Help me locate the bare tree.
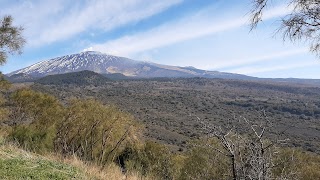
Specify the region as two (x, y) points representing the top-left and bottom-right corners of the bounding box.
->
(193, 112), (292, 180)
(0, 15), (25, 65)
(250, 0), (320, 57)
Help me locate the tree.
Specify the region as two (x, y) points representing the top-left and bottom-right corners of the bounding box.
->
(0, 15), (24, 122)
(192, 113), (295, 180)
(0, 15), (25, 65)
(250, 0), (320, 57)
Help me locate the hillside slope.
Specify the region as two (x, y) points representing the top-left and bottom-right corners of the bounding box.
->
(0, 138), (145, 180)
(0, 142), (89, 179)
(36, 70), (111, 85)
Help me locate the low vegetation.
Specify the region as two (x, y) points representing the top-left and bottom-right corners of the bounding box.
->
(33, 77), (320, 153)
(0, 139), (88, 179)
(36, 70), (111, 86)
(1, 78), (320, 179)
(0, 135), (150, 180)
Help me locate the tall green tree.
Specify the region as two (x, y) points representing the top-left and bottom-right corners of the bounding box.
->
(0, 15), (25, 65)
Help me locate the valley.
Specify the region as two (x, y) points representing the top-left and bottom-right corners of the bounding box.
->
(31, 77), (320, 153)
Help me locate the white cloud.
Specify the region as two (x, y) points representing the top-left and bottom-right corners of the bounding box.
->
(82, 47), (93, 52)
(212, 48), (309, 69)
(228, 61), (316, 75)
(1, 0), (182, 47)
(93, 15), (246, 56)
(89, 3), (292, 57)
(1, 0), (66, 42)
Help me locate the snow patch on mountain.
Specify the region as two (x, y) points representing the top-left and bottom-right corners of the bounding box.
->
(8, 51), (251, 80)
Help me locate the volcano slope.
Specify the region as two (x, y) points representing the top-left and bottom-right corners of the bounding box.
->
(32, 77), (320, 153)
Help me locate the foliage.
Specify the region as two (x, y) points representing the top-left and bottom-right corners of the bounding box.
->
(9, 125), (56, 153)
(119, 141), (175, 179)
(8, 89), (63, 152)
(0, 15), (25, 65)
(8, 89), (140, 167)
(0, 95), (9, 123)
(0, 73), (11, 90)
(11, 89), (63, 124)
(32, 78), (320, 153)
(195, 112), (293, 180)
(54, 99), (139, 166)
(272, 148), (320, 180)
(178, 139), (230, 180)
(0, 74), (11, 123)
(36, 70), (111, 86)
(250, 0), (320, 57)
(142, 141), (175, 179)
(0, 139), (147, 180)
(1, 86), (320, 179)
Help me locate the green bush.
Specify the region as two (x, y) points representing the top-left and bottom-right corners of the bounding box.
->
(5, 88), (320, 180)
(119, 141), (175, 179)
(9, 89), (140, 167)
(9, 89), (62, 153)
(10, 88), (64, 126)
(178, 140), (230, 180)
(272, 148), (320, 180)
(54, 99), (139, 165)
(9, 125), (56, 153)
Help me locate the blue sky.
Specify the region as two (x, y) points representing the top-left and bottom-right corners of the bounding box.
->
(1, 0), (319, 78)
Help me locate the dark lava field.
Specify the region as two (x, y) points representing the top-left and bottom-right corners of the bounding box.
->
(32, 77), (320, 153)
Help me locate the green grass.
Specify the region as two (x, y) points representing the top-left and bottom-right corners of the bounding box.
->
(0, 135), (148, 180)
(0, 142), (89, 180)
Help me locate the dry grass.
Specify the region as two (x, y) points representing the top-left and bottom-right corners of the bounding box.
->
(0, 136), (153, 180)
(56, 154), (153, 180)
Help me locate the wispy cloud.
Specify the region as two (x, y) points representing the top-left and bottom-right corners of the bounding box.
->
(1, 0), (182, 47)
(214, 48), (309, 69)
(90, 3), (292, 56)
(228, 61), (316, 75)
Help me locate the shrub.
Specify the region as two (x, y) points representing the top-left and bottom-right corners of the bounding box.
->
(9, 89), (140, 166)
(272, 148), (320, 180)
(9, 125), (56, 153)
(54, 99), (139, 166)
(178, 139), (230, 180)
(119, 141), (175, 179)
(10, 88), (64, 126)
(9, 89), (62, 153)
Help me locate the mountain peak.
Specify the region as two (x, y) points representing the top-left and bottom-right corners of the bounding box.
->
(8, 52), (138, 77)
(7, 52), (250, 80)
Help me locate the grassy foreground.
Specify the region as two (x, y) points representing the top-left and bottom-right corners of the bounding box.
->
(0, 137), (148, 180)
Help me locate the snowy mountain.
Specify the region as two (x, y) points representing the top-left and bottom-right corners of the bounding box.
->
(8, 51), (251, 79)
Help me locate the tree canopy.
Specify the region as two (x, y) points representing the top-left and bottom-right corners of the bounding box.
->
(0, 15), (25, 65)
(250, 0), (320, 57)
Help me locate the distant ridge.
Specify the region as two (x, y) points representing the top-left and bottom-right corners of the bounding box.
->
(5, 73), (36, 83)
(102, 73), (131, 80)
(6, 51), (320, 87)
(36, 70), (110, 86)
